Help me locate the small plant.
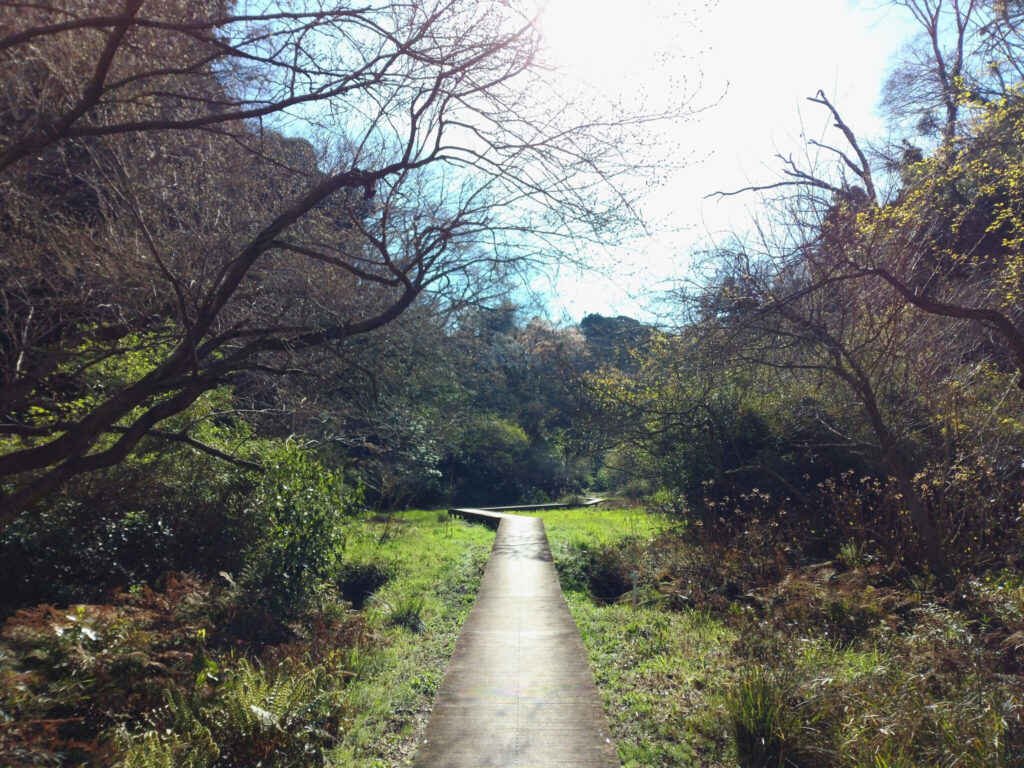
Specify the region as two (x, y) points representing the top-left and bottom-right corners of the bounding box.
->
(119, 687), (220, 768)
(119, 657), (350, 768)
(726, 666), (798, 768)
(382, 595), (427, 632)
(838, 539), (870, 570)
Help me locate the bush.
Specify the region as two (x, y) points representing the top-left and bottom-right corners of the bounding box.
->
(237, 447), (355, 617)
(0, 427), (253, 614)
(382, 594), (427, 632)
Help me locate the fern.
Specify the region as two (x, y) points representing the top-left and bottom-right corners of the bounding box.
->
(119, 657), (347, 767)
(119, 731), (179, 768)
(119, 688), (219, 768)
(213, 658), (344, 762)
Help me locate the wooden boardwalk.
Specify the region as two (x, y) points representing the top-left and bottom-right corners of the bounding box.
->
(413, 512), (620, 768)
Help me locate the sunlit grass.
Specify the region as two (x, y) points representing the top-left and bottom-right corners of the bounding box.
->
(518, 506), (738, 765)
(798, 637), (885, 683)
(521, 505), (664, 548)
(332, 507), (1024, 767)
(327, 510), (494, 767)
(570, 596), (737, 767)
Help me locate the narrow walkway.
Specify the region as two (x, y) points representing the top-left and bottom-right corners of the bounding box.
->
(414, 514), (620, 768)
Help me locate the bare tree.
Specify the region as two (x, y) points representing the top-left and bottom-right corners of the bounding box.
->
(696, 235), (958, 582)
(0, 0), (680, 523)
(692, 0), (1024, 583)
(880, 0), (1023, 143)
(711, 0), (1024, 388)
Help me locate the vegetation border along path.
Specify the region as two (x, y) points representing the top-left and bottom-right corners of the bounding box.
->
(414, 509), (620, 767)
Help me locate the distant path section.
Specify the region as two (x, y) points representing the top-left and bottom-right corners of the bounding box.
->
(413, 512), (620, 768)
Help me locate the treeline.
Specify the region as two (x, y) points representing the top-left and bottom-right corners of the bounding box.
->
(305, 305), (645, 510)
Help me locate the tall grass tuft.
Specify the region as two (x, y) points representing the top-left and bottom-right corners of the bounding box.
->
(382, 594), (427, 632)
(726, 666), (799, 768)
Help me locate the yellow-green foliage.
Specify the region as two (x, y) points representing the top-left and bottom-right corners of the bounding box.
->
(869, 88), (1024, 310)
(557, 528), (1023, 767)
(2, 511), (494, 768)
(120, 687), (220, 768)
(238, 446), (353, 616)
(114, 511), (495, 768)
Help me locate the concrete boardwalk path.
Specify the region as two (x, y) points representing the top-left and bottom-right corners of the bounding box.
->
(414, 513), (620, 768)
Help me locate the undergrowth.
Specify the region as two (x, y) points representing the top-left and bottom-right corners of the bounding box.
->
(0, 510), (494, 768)
(6, 499), (1022, 767)
(531, 506), (1024, 768)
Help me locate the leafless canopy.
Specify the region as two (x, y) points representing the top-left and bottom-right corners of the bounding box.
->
(0, 0), (671, 522)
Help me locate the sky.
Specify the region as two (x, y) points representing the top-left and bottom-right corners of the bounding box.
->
(533, 0), (922, 322)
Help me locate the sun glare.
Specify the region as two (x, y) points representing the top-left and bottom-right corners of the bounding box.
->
(537, 0), (685, 81)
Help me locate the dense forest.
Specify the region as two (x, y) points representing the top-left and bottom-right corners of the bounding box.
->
(2, 0), (1024, 766)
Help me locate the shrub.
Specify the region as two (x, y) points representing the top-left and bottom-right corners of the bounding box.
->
(551, 539), (639, 601)
(0, 384), (257, 615)
(586, 544), (634, 601)
(551, 541), (593, 593)
(237, 447), (354, 617)
(382, 594), (427, 632)
(0, 434), (253, 614)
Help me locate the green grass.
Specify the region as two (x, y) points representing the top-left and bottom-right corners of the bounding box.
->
(516, 506), (1024, 768)
(325, 510), (495, 767)
(522, 505), (663, 549)
(349, 507), (1024, 768)
(568, 596), (737, 767)
(524, 506), (738, 766)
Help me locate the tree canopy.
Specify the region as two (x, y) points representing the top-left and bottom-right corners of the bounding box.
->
(0, 0), (666, 519)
